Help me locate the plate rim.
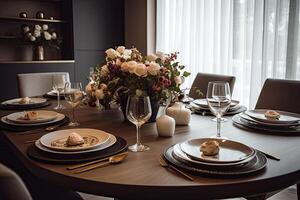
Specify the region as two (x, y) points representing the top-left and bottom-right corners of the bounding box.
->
(1, 97), (47, 106)
(6, 110), (58, 124)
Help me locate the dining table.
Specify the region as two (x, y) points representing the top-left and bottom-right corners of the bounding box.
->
(0, 100), (299, 200)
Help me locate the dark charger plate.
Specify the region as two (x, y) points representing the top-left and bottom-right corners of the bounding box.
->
(27, 136), (127, 164)
(163, 145), (267, 177)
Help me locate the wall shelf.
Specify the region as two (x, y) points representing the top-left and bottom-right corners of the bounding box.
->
(0, 60), (75, 64)
(0, 16), (66, 23)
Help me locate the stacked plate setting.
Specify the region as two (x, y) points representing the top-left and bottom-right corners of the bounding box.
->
(191, 99), (246, 115)
(1, 97), (50, 109)
(163, 138), (267, 176)
(232, 109), (300, 133)
(1, 110), (65, 127)
(35, 128), (117, 155)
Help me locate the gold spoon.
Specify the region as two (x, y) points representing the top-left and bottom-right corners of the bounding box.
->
(159, 156), (194, 181)
(74, 152), (128, 174)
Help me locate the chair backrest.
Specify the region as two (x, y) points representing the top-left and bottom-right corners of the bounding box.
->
(0, 163), (32, 200)
(255, 78), (300, 114)
(17, 72), (70, 97)
(189, 72), (236, 99)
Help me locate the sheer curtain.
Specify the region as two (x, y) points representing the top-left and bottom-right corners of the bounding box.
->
(156, 0), (300, 108)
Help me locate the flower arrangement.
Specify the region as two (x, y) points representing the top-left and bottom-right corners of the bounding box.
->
(86, 46), (190, 109)
(22, 24), (60, 48)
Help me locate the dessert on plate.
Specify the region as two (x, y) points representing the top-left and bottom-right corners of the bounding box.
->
(66, 132), (85, 146)
(264, 110), (280, 120)
(19, 97), (31, 104)
(200, 140), (220, 156)
(20, 111), (38, 120)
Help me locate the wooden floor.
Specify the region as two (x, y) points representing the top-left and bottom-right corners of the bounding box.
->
(80, 185), (297, 200)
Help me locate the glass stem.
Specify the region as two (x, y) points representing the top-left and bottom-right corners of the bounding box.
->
(72, 107), (75, 123)
(57, 91), (60, 107)
(217, 117), (221, 138)
(136, 124), (141, 145)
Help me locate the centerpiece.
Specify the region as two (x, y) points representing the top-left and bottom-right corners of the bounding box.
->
(22, 24), (60, 60)
(85, 46), (190, 122)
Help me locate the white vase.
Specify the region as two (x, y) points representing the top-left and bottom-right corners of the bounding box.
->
(166, 102), (191, 125)
(156, 114), (175, 137)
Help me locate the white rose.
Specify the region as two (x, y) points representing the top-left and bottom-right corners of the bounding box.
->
(42, 24), (48, 31)
(121, 62), (130, 72)
(116, 46), (125, 54)
(147, 54), (157, 62)
(29, 36), (36, 41)
(147, 61), (160, 76)
(127, 61), (137, 74)
(95, 89), (105, 100)
(105, 48), (119, 59)
(52, 32), (57, 40)
(134, 63), (147, 77)
(101, 65), (109, 76)
(116, 58), (122, 66)
(122, 49), (132, 60)
(23, 26), (30, 33)
(174, 76), (183, 85)
(35, 25), (41, 31)
(44, 31), (52, 40)
(33, 30), (41, 37)
(156, 51), (167, 62)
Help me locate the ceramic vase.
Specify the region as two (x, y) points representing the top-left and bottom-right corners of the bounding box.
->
(156, 107), (175, 137)
(166, 102), (191, 125)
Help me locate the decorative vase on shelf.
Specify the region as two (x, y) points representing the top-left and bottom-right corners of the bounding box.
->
(166, 102), (191, 125)
(35, 45), (44, 61)
(156, 106), (175, 137)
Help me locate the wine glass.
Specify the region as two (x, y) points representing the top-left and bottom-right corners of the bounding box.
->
(126, 95), (152, 152)
(64, 82), (84, 126)
(206, 81), (231, 138)
(52, 74), (67, 110)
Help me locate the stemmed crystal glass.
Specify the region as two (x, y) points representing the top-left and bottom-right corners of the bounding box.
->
(126, 95), (152, 152)
(206, 81), (231, 138)
(52, 74), (67, 110)
(64, 82), (84, 126)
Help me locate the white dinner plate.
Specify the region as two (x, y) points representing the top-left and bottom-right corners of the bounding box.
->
(6, 110), (58, 124)
(239, 112), (300, 127)
(173, 144), (256, 167)
(245, 109), (300, 124)
(35, 134), (117, 155)
(1, 97), (47, 106)
(1, 113), (65, 127)
(40, 128), (111, 151)
(193, 99), (240, 108)
(180, 138), (255, 163)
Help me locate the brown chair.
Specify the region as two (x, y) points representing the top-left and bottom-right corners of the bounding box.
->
(255, 78), (300, 114)
(0, 163), (32, 200)
(189, 72), (236, 99)
(255, 78), (300, 200)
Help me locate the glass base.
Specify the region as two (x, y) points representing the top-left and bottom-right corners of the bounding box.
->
(53, 104), (65, 110)
(212, 117), (227, 122)
(68, 122), (80, 127)
(210, 135), (228, 140)
(128, 143), (150, 152)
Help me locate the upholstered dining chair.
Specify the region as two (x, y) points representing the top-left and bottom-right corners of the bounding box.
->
(255, 78), (300, 200)
(0, 163), (32, 200)
(17, 72), (70, 97)
(255, 78), (300, 114)
(189, 72), (236, 99)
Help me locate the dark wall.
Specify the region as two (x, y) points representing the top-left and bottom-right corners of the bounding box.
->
(72, 0), (124, 85)
(0, 0), (124, 101)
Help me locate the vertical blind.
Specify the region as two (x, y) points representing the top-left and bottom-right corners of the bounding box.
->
(156, 0), (300, 108)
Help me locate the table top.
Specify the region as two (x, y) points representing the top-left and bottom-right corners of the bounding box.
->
(1, 101), (300, 200)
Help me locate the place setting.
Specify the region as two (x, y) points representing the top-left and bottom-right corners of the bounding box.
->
(0, 97), (51, 110)
(26, 128), (128, 166)
(232, 109), (300, 134)
(0, 110), (69, 132)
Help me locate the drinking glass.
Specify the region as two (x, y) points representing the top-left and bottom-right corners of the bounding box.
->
(206, 81), (231, 138)
(126, 95), (152, 152)
(52, 74), (67, 110)
(64, 82), (84, 126)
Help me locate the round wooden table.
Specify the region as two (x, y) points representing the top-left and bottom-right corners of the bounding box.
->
(1, 103), (300, 200)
